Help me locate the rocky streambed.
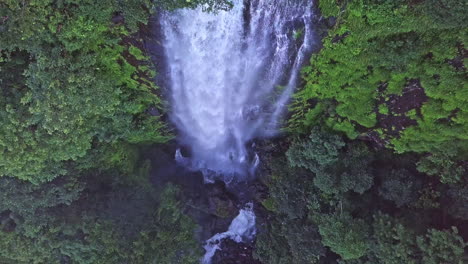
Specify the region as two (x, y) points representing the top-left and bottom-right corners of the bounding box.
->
(146, 142), (272, 263)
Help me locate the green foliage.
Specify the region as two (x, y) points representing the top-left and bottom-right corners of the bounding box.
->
(371, 213), (466, 264)
(0, 175), (118, 263)
(378, 169), (420, 207)
(287, 128), (374, 195)
(417, 152), (466, 184)
(291, 0), (468, 164)
(0, 175), (83, 217)
(258, 135), (467, 263)
(130, 184), (202, 264)
(445, 184), (468, 221)
(0, 0), (171, 183)
(260, 1), (468, 263)
(313, 143), (374, 195)
(318, 0), (342, 18)
(293, 28), (304, 40)
(422, 0), (467, 27)
(0, 231), (53, 264)
(317, 213), (370, 260)
(287, 127), (345, 171)
(372, 214), (466, 264)
(416, 227), (466, 264)
(371, 213), (419, 264)
(0, 172), (201, 264)
(255, 219), (324, 264)
(1, 1), (467, 263)
(117, 0), (155, 32)
(265, 159), (321, 218)
(254, 157), (325, 264)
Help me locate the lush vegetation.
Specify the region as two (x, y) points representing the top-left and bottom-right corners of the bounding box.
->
(1, 0), (466, 263)
(255, 127), (467, 263)
(0, 0), (174, 183)
(254, 0), (467, 263)
(0, 175), (202, 263)
(291, 0), (467, 183)
(0, 0), (227, 263)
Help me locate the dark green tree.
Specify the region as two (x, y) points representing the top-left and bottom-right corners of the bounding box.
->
(371, 213), (420, 264)
(0, 0), (171, 183)
(317, 213), (371, 260)
(417, 152), (466, 184)
(255, 157), (325, 264)
(286, 127), (345, 171)
(416, 227), (466, 264)
(445, 184), (468, 220)
(290, 0), (468, 164)
(378, 169), (420, 207)
(287, 129), (374, 195)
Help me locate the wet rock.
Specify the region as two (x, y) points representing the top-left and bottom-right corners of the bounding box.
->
(387, 79), (428, 114)
(0, 210), (16, 232)
(360, 131), (387, 150)
(111, 13), (125, 25)
(325, 16), (336, 28)
(375, 79), (428, 138)
(146, 106), (160, 116)
(209, 196), (238, 218)
(212, 239), (262, 264)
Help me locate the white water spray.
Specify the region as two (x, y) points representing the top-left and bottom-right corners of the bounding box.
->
(202, 203), (256, 264)
(161, 0), (316, 182)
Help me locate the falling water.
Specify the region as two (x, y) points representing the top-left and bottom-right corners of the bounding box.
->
(202, 203), (256, 264)
(161, 0), (316, 182)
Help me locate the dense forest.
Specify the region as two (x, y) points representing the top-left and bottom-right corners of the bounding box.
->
(0, 0), (467, 263)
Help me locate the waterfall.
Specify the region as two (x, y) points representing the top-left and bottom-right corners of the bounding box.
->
(161, 0), (316, 183)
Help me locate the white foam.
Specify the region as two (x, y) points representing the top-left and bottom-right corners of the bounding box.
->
(202, 203), (256, 264)
(162, 0), (315, 181)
